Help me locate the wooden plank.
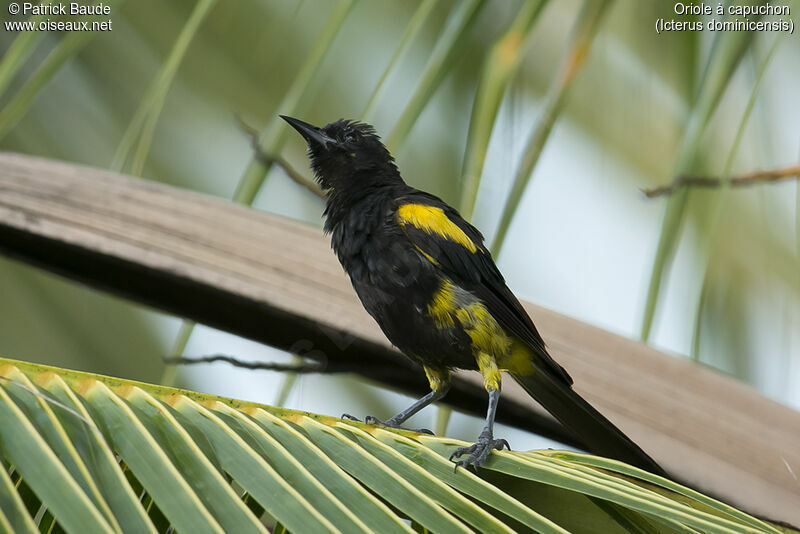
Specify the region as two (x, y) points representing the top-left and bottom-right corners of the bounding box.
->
(0, 152), (798, 522)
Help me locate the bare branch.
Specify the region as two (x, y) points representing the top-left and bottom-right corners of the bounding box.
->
(164, 354), (327, 373)
(643, 165), (800, 198)
(235, 115), (325, 198)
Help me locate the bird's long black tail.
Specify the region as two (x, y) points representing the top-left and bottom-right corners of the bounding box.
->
(511, 371), (666, 477)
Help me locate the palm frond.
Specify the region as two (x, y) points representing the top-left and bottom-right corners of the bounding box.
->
(0, 357), (788, 533)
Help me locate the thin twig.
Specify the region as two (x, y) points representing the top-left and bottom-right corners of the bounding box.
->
(235, 115), (325, 198)
(163, 354), (327, 373)
(643, 165), (800, 198)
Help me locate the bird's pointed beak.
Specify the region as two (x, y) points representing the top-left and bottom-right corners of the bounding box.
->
(281, 115), (336, 149)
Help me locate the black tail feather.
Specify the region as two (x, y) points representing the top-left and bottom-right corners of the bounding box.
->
(511, 372), (667, 477)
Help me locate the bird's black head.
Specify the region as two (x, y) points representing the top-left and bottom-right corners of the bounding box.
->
(281, 116), (401, 192)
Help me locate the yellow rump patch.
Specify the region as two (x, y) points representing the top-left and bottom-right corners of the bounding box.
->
(426, 278), (537, 391)
(397, 204), (477, 253)
(427, 279), (458, 329)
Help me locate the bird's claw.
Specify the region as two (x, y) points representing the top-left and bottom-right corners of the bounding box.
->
(449, 432), (509, 471)
(342, 414), (433, 434)
(367, 415), (435, 435)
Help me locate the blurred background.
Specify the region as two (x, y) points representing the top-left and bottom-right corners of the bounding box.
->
(0, 0), (798, 451)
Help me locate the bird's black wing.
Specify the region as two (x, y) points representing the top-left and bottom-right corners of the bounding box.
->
(393, 190), (572, 385)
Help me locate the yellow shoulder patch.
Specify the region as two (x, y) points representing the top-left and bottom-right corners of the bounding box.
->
(397, 204), (477, 253)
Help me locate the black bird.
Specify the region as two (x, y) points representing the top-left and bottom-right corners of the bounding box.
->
(282, 115), (664, 474)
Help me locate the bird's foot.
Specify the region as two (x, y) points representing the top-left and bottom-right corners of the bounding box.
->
(340, 414), (433, 434)
(449, 430), (509, 471)
(367, 415), (435, 435)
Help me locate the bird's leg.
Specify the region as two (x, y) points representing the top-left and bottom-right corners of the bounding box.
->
(343, 390), (444, 434)
(450, 353), (509, 469)
(449, 388), (509, 470)
(343, 367), (450, 434)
